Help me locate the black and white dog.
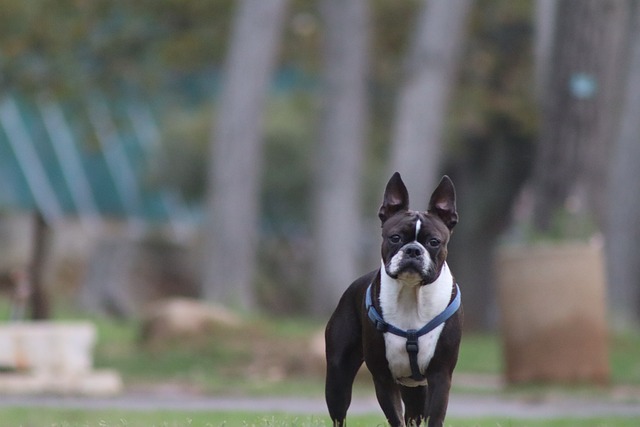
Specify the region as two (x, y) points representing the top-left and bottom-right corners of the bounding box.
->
(325, 172), (462, 427)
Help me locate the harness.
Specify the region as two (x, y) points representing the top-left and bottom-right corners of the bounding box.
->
(365, 282), (461, 382)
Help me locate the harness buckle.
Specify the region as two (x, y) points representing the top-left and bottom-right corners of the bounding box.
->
(405, 329), (419, 353)
(367, 306), (388, 332)
(375, 320), (388, 332)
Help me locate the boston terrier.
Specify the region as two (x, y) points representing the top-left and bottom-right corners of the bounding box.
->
(325, 172), (462, 427)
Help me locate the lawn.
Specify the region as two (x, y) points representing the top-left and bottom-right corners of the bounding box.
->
(0, 408), (638, 427)
(87, 311), (640, 396)
(1, 304), (639, 426)
(0, 407), (637, 427)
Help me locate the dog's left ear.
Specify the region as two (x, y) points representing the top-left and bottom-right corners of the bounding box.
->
(428, 175), (458, 230)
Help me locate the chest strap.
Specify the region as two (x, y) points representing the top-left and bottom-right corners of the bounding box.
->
(365, 283), (461, 382)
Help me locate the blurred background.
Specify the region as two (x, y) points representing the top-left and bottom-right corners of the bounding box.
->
(0, 0), (639, 350)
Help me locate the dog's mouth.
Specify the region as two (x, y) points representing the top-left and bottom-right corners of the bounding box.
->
(386, 259), (433, 285)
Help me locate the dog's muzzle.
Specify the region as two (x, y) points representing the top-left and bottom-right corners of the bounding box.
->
(386, 243), (432, 282)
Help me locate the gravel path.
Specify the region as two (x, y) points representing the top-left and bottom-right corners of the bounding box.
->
(0, 392), (639, 420)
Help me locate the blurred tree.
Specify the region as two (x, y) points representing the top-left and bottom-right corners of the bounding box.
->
(389, 0), (473, 209)
(203, 0), (289, 309)
(447, 0), (536, 330)
(311, 0), (370, 315)
(606, 2), (640, 328)
(29, 212), (51, 319)
(533, 0), (556, 104)
(530, 0), (631, 231)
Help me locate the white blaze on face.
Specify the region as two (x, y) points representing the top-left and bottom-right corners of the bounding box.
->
(414, 219), (421, 242)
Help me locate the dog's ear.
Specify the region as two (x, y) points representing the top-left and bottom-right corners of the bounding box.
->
(428, 175), (458, 230)
(378, 172), (409, 224)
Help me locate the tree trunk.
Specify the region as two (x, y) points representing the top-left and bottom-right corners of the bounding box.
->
(311, 0), (370, 315)
(448, 122), (534, 330)
(203, 0), (288, 309)
(531, 0), (631, 231)
(605, 2), (640, 328)
(534, 0), (557, 104)
(389, 0), (472, 210)
(29, 211), (50, 320)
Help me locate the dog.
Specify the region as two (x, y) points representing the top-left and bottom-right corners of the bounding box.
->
(325, 172), (462, 427)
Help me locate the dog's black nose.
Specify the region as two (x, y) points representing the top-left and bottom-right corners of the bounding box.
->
(404, 244), (422, 258)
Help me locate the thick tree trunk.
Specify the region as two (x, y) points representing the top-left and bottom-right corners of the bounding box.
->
(448, 124), (534, 330)
(531, 0), (631, 231)
(389, 0), (472, 210)
(606, 3), (640, 328)
(534, 0), (557, 104)
(311, 0), (370, 315)
(203, 0), (288, 309)
(29, 211), (50, 320)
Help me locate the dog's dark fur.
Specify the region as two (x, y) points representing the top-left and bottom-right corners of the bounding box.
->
(325, 173), (462, 427)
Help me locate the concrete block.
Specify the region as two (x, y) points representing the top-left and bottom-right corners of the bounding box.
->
(0, 322), (95, 374)
(0, 321), (123, 395)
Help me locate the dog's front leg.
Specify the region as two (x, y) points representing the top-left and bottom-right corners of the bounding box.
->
(373, 376), (404, 427)
(401, 385), (428, 426)
(425, 370), (452, 427)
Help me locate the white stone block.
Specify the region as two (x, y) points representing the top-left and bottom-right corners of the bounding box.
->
(0, 321), (123, 395)
(0, 322), (95, 374)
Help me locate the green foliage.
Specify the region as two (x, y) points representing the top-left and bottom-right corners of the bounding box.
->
(0, 0), (234, 95)
(156, 105), (213, 201)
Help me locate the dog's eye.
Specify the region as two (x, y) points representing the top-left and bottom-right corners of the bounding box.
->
(428, 238), (441, 248)
(389, 235), (402, 244)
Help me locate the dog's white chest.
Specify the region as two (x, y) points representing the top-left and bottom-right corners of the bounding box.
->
(379, 262), (453, 387)
(382, 325), (444, 387)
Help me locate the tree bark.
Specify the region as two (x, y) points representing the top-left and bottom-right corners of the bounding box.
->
(203, 0), (288, 309)
(29, 211), (50, 320)
(605, 2), (640, 328)
(311, 0), (370, 315)
(531, 0), (631, 231)
(534, 0), (557, 104)
(448, 121), (534, 330)
(389, 0), (472, 210)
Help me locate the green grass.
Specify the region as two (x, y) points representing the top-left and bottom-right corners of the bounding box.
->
(0, 294), (632, 398)
(457, 333), (502, 374)
(90, 313), (329, 396)
(0, 408), (637, 427)
(0, 306), (638, 426)
(610, 333), (640, 384)
(86, 310), (640, 396)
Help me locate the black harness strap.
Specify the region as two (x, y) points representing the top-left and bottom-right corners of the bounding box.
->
(365, 283), (461, 382)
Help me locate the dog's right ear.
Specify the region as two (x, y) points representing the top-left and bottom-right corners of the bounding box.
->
(378, 172), (409, 224)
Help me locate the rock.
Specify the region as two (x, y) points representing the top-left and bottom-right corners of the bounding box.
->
(140, 298), (242, 344)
